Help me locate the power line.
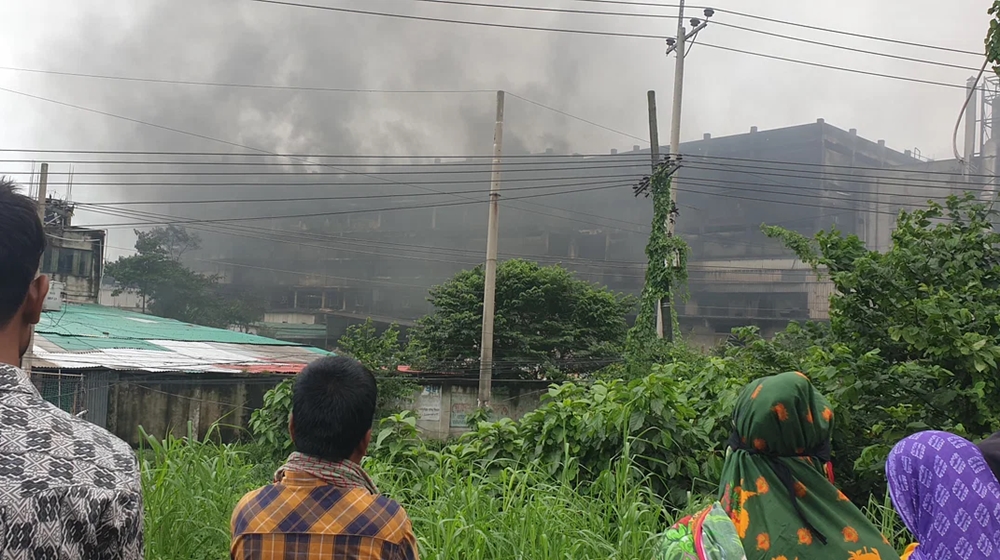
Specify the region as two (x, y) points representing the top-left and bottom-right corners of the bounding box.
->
(0, 85), (637, 220)
(395, 1), (982, 72)
(697, 42), (968, 90)
(235, 0), (972, 91)
(708, 20), (981, 72)
(682, 161), (990, 190)
(677, 176), (960, 211)
(243, 0), (666, 39)
(401, 0), (675, 20)
(74, 180), (635, 206)
(0, 148), (651, 158)
(37, 174), (640, 188)
(0, 66), (494, 94)
(84, 192), (816, 268)
(712, 7), (983, 58)
(0, 65), (649, 143)
(507, 93), (648, 143)
(81, 182), (631, 228)
(2, 163), (650, 176)
(563, 0), (982, 56)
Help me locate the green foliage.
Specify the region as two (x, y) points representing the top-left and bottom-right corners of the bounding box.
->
(139, 423), (272, 560)
(106, 226), (264, 329)
(337, 318), (418, 418)
(411, 259), (637, 379)
(626, 161), (689, 371)
(250, 320), (419, 459)
(763, 194), (1000, 496)
(248, 379), (294, 460)
(370, 361), (755, 506)
(989, 2), (1000, 75)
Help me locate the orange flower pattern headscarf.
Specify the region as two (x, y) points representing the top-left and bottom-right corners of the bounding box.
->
(718, 372), (899, 560)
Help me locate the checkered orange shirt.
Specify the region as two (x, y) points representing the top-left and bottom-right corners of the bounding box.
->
(231, 469), (419, 560)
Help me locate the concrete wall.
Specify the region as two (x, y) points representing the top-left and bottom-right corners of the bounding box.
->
(83, 371), (547, 446)
(99, 287), (143, 310)
(106, 374), (280, 446)
(406, 379), (549, 439)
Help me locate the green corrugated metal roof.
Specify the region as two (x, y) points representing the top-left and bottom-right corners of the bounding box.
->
(37, 304), (302, 346)
(40, 333), (166, 352)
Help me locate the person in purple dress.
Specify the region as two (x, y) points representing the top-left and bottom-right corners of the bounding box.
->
(886, 430), (1000, 560)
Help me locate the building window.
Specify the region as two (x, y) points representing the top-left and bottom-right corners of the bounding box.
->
(41, 247), (93, 277)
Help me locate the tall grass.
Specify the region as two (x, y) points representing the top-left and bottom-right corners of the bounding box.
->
(862, 491), (910, 554)
(141, 429), (673, 560)
(368, 453), (671, 560)
(140, 427), (911, 559)
(139, 424), (273, 560)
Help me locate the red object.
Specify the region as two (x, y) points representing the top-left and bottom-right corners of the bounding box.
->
(234, 363), (308, 374)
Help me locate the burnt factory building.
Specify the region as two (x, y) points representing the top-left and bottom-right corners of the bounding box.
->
(192, 118), (985, 348)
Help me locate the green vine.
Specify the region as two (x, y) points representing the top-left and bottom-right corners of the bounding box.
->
(626, 160), (689, 356)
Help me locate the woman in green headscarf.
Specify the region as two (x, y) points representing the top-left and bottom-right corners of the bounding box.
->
(719, 372), (899, 560)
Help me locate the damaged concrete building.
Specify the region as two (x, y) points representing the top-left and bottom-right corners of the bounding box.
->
(192, 100), (997, 349)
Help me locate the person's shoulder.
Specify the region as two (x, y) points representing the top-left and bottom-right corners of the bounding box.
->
(370, 493), (416, 542)
(231, 483), (283, 533)
(27, 399), (140, 489)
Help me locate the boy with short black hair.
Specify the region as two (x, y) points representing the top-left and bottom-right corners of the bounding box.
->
(231, 355), (419, 560)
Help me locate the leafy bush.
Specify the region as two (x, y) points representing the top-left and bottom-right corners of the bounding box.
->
(763, 195), (1000, 497)
(250, 319), (418, 459)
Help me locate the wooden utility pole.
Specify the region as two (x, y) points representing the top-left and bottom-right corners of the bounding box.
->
(647, 91), (665, 339)
(478, 90), (504, 410)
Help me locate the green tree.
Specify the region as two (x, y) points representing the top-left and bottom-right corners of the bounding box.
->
(764, 194), (1000, 494)
(410, 259), (637, 379)
(988, 2), (1000, 73)
(337, 319), (416, 415)
(105, 226), (263, 329)
(250, 318), (416, 459)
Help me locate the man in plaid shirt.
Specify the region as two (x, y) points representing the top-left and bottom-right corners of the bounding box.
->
(231, 356), (419, 560)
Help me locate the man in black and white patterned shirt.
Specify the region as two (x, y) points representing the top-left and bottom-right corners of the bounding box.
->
(0, 178), (143, 559)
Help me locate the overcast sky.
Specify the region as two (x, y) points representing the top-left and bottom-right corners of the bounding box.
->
(0, 0), (992, 251)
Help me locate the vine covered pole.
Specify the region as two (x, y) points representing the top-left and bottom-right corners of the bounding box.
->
(478, 90), (504, 410)
(647, 90), (665, 339)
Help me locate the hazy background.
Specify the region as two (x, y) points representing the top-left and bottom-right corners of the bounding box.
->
(0, 0), (991, 255)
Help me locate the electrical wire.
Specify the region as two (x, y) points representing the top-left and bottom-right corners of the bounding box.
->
(81, 181), (632, 228)
(0, 66), (494, 94)
(710, 6), (983, 57)
(696, 42), (968, 90)
(2, 162), (652, 175)
(561, 0), (981, 57)
(84, 199), (840, 273)
(243, 0), (667, 39)
(708, 20), (981, 72)
(400, 0), (676, 20)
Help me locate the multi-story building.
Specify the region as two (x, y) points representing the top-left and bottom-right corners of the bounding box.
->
(192, 118), (987, 348)
(39, 198), (105, 305)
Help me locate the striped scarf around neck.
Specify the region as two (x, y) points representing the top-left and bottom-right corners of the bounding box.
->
(275, 451), (379, 495)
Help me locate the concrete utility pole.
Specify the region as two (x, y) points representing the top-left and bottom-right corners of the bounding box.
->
(662, 1), (712, 341)
(24, 163), (49, 376)
(37, 162), (49, 221)
(963, 76), (979, 177)
(647, 91), (666, 339)
(478, 90), (504, 410)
